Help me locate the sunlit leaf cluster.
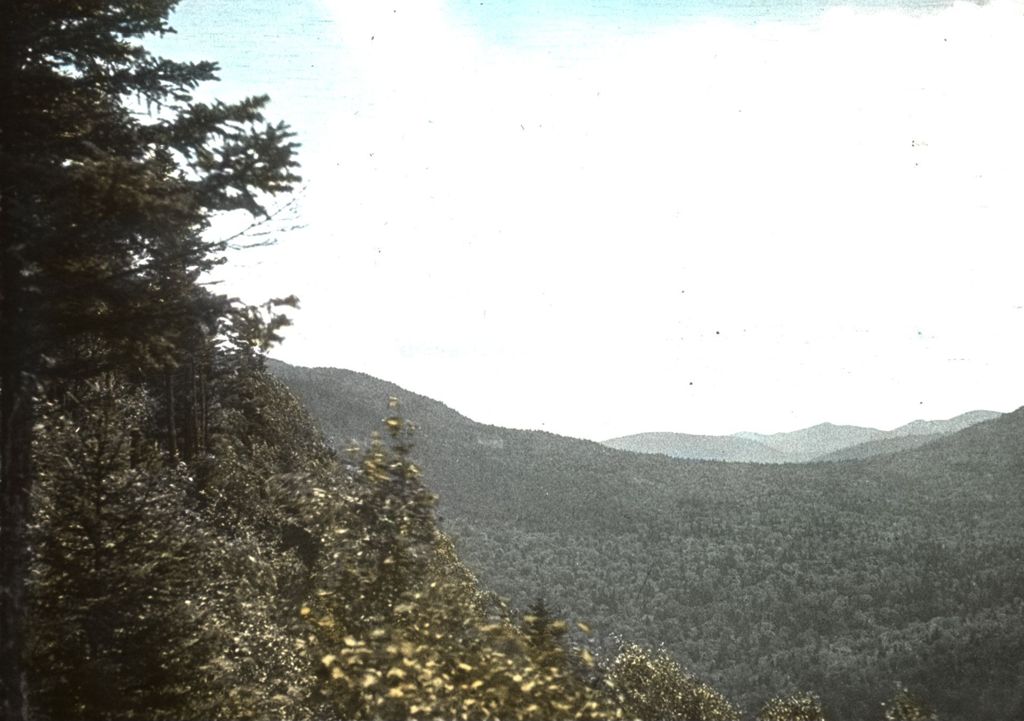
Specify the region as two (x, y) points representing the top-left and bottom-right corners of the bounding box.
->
(606, 641), (740, 721)
(301, 415), (619, 720)
(883, 687), (939, 721)
(756, 691), (828, 721)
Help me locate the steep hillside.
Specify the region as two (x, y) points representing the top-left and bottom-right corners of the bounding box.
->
(816, 432), (946, 461)
(266, 360), (634, 529)
(265, 360), (480, 441)
(270, 360), (1024, 721)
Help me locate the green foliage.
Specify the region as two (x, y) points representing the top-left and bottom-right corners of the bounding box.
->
(757, 691), (828, 721)
(30, 377), (204, 718)
(7, 4), (1011, 717)
(28, 372), (328, 719)
(522, 596), (571, 660)
(308, 407), (439, 633)
(2, 0), (301, 378)
(310, 543), (619, 720)
(271, 362), (1024, 721)
(20, 346), (963, 721)
(300, 412), (619, 720)
(883, 687), (938, 721)
(606, 642), (740, 721)
(1, 2), (300, 714)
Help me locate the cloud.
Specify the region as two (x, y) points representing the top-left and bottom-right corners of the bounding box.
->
(247, 0), (1024, 438)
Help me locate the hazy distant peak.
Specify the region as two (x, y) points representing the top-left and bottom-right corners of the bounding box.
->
(730, 423), (885, 461)
(890, 410), (1002, 437)
(602, 432), (789, 464)
(618, 411), (1003, 464)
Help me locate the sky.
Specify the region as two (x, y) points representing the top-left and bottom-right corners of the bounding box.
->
(155, 0), (1024, 440)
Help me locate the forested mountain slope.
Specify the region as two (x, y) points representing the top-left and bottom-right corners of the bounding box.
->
(815, 432), (946, 461)
(271, 360), (1024, 721)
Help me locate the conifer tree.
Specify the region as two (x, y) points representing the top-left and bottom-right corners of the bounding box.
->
(29, 377), (215, 719)
(0, 3), (298, 716)
(28, 367), (337, 720)
(882, 687), (938, 721)
(605, 642), (739, 721)
(757, 691), (829, 721)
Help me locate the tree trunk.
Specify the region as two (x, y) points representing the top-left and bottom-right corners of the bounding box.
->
(166, 368), (178, 460)
(199, 361), (209, 453)
(0, 228), (32, 721)
(0, 4), (32, 715)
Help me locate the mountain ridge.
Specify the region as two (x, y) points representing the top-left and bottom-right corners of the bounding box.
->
(603, 431), (792, 463)
(607, 410), (1002, 463)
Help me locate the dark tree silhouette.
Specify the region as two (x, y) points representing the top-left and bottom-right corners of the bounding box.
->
(0, 3), (298, 716)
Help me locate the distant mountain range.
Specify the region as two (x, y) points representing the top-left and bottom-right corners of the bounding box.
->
(604, 410), (1001, 463)
(267, 359), (1024, 721)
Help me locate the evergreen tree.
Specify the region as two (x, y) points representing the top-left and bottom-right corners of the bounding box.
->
(312, 405), (439, 636)
(605, 642), (739, 721)
(882, 687), (938, 721)
(0, 3), (298, 715)
(303, 411), (617, 720)
(757, 691), (829, 721)
(29, 376), (217, 719)
(522, 597), (569, 653)
(28, 357), (342, 719)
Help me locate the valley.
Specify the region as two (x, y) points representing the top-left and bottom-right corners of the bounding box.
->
(270, 360), (1024, 721)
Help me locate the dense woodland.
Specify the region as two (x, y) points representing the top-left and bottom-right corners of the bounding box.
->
(0, 3), (1020, 721)
(272, 363), (1024, 721)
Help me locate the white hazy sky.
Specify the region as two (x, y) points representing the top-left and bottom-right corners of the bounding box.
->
(158, 0), (1024, 440)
